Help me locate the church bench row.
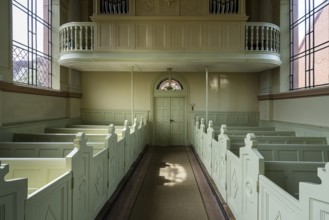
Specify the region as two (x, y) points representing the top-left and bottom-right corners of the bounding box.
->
(0, 120), (147, 220)
(225, 137), (328, 220)
(194, 121), (327, 171)
(228, 143), (329, 161)
(193, 118), (329, 220)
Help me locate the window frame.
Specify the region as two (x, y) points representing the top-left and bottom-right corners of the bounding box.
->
(12, 0), (53, 89)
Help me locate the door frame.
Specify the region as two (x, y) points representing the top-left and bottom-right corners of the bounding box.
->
(151, 72), (190, 146)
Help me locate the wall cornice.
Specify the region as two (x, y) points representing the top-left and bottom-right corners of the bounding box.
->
(0, 81), (82, 98)
(258, 87), (329, 100)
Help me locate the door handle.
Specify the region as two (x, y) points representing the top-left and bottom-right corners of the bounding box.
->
(170, 119), (175, 123)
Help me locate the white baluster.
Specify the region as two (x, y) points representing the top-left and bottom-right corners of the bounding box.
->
(69, 26), (74, 50)
(256, 26), (259, 50)
(80, 26), (83, 50)
(91, 26), (94, 50)
(261, 26), (265, 50)
(246, 25), (249, 50)
(265, 26), (269, 51)
(85, 26), (89, 50)
(74, 26), (77, 50)
(269, 27), (273, 51)
(59, 30), (62, 52)
(64, 28), (69, 51)
(250, 26), (254, 50)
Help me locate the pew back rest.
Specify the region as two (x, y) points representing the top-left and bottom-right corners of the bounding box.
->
(224, 131), (295, 136)
(213, 126), (275, 131)
(1, 158), (68, 193)
(45, 127), (109, 134)
(259, 144), (329, 162)
(264, 161), (326, 198)
(228, 136), (327, 145)
(0, 142), (105, 157)
(13, 133), (108, 142)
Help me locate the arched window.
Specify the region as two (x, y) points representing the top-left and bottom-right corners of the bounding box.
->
(157, 79), (183, 91)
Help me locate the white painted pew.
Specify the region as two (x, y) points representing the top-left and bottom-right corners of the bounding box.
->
(193, 119), (329, 220)
(1, 118), (148, 220)
(225, 134), (328, 220)
(1, 132), (111, 220)
(0, 162), (27, 220)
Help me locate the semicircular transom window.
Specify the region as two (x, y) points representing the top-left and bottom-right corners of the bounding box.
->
(158, 79), (183, 91)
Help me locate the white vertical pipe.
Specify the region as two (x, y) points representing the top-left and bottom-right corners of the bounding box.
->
(205, 67), (209, 124)
(131, 66), (134, 126)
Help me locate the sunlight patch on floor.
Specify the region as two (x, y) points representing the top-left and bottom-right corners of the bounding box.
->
(159, 162), (187, 186)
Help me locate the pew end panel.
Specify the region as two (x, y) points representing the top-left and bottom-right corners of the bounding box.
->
(258, 175), (300, 220)
(66, 132), (94, 220)
(90, 148), (109, 217)
(203, 121), (215, 174)
(0, 162), (28, 220)
(214, 131), (231, 202)
(25, 171), (72, 220)
(299, 162), (329, 220)
(104, 124), (119, 197)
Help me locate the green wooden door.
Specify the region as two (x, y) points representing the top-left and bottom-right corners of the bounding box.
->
(155, 97), (185, 146)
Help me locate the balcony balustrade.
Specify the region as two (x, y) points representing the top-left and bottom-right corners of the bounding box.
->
(58, 21), (281, 72)
(59, 22), (280, 54)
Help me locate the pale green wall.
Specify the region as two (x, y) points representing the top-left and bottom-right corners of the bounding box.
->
(1, 92), (80, 125)
(260, 96), (329, 127)
(81, 71), (260, 112)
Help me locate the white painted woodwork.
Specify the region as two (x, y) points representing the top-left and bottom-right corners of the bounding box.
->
(58, 20), (281, 72)
(0, 121), (147, 220)
(192, 120), (329, 220)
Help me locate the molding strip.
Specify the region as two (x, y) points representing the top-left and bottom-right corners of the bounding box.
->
(258, 87), (329, 100)
(0, 81), (82, 98)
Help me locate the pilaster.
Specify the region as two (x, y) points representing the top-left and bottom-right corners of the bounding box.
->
(0, 0), (13, 83)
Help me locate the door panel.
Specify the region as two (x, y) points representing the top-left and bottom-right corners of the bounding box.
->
(154, 97), (185, 146)
(155, 98), (171, 146)
(170, 98), (185, 145)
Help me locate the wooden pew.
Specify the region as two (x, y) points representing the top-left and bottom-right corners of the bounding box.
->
(0, 162), (28, 220)
(193, 118), (329, 220)
(0, 133), (90, 220)
(225, 134), (328, 220)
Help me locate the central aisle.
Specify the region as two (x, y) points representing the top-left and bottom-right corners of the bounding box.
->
(98, 146), (229, 220)
(129, 146), (208, 220)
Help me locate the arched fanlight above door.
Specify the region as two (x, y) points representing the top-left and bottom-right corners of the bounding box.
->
(157, 68), (183, 91)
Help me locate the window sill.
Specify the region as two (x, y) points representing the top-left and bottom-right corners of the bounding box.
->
(258, 86), (329, 100)
(0, 81), (82, 98)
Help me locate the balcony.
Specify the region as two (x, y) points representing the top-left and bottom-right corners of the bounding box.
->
(58, 20), (281, 72)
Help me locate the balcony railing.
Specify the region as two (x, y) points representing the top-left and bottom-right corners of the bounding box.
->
(245, 22), (280, 53)
(59, 22), (280, 53)
(59, 22), (94, 52)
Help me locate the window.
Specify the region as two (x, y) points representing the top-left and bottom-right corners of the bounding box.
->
(12, 0), (52, 88)
(99, 0), (129, 14)
(290, 0), (329, 90)
(158, 79), (183, 91)
(209, 0), (239, 14)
